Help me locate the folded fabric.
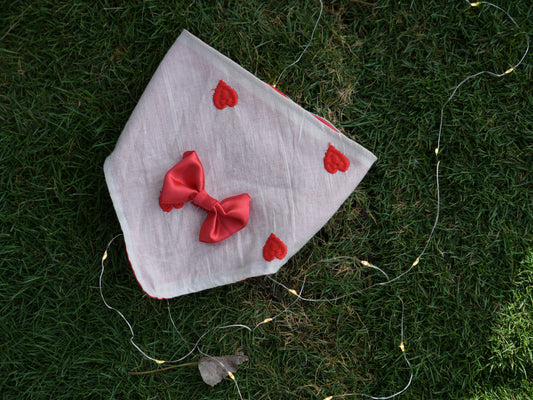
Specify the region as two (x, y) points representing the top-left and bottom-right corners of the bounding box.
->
(104, 30), (377, 299)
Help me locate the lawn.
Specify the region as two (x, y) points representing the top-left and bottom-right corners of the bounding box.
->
(1, 1), (531, 399)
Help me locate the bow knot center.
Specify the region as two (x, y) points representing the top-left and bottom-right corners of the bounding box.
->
(192, 189), (219, 212)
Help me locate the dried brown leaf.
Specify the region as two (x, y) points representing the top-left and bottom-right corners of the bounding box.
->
(198, 353), (249, 387)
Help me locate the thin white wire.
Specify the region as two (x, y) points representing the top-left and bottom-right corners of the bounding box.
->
(333, 352), (412, 400)
(322, 297), (412, 400)
(442, 1), (530, 151)
(100, 2), (529, 399)
(254, 278), (307, 328)
(273, 0), (324, 87)
(101, 236), (306, 359)
(166, 300), (191, 346)
(270, 0), (530, 304)
(100, 235), (198, 364)
(100, 239), (303, 398)
(178, 280), (307, 400)
(99, 234), (163, 363)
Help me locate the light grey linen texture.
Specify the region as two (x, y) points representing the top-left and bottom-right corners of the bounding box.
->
(104, 30), (377, 299)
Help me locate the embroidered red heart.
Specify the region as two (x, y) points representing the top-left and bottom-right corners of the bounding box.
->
(263, 233), (287, 262)
(324, 143), (350, 174)
(213, 80), (238, 109)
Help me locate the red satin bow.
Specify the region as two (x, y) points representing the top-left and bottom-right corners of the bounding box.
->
(159, 151), (251, 243)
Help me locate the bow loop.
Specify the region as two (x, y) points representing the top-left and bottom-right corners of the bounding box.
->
(159, 151), (251, 243)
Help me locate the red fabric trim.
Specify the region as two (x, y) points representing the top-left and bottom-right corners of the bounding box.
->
(313, 114), (339, 132)
(267, 84), (339, 132)
(124, 245), (164, 300)
(269, 84), (288, 98)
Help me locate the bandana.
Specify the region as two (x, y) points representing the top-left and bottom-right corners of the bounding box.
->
(104, 30), (376, 299)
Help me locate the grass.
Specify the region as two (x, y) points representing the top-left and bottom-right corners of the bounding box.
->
(1, 0), (531, 399)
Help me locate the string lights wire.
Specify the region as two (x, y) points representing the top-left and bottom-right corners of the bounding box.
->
(273, 0), (324, 88)
(99, 1), (529, 399)
(271, 0), (530, 301)
(322, 299), (412, 400)
(100, 244), (307, 400)
(99, 234), (165, 365)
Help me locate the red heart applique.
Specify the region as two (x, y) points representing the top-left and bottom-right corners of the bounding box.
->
(213, 80), (238, 110)
(323, 143), (350, 174)
(263, 233), (287, 262)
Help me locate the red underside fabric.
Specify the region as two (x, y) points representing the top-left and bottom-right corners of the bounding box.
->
(158, 151), (251, 243)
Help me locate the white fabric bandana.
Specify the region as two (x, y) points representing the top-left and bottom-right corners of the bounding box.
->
(104, 30), (377, 299)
